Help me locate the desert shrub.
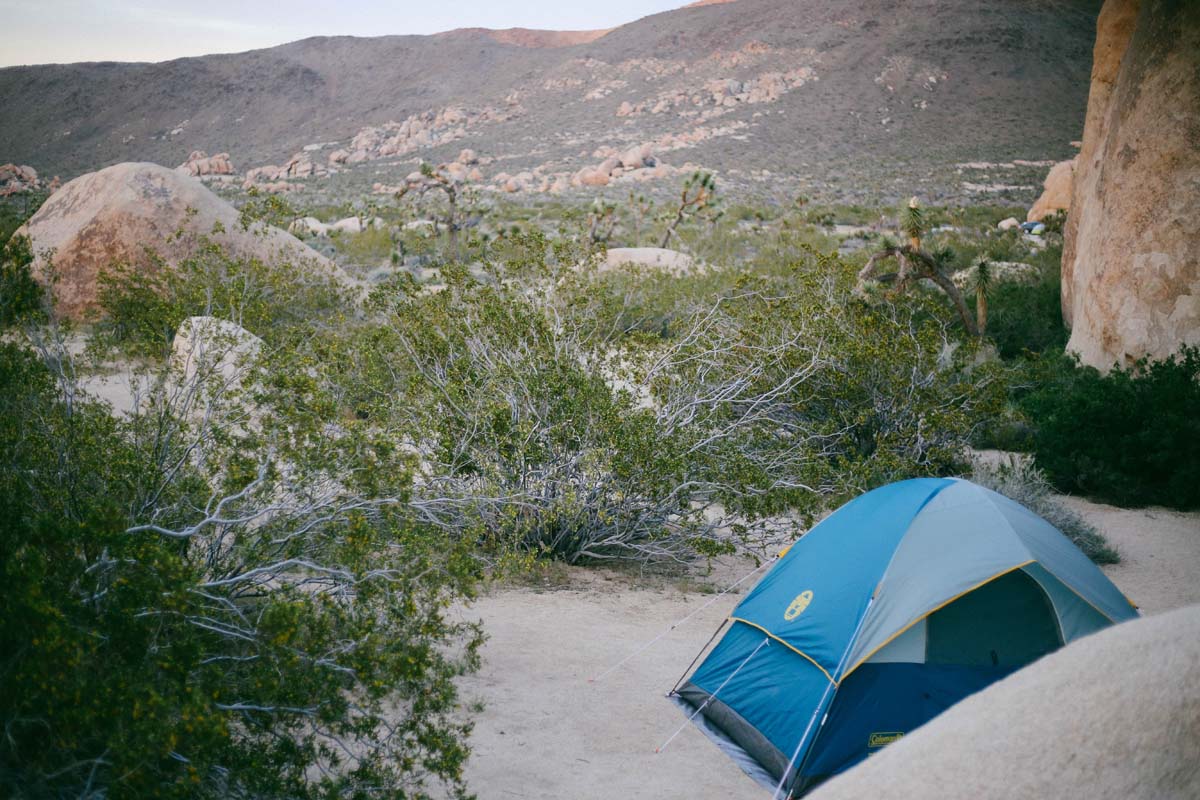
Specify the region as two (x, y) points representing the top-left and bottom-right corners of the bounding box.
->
(0, 338), (483, 798)
(359, 277), (720, 565)
(334, 224), (395, 265)
(646, 249), (1008, 515)
(971, 410), (1036, 453)
(1020, 349), (1200, 509)
(970, 457), (1118, 563)
(236, 187), (300, 230)
(0, 233), (43, 327)
(976, 266), (1067, 359)
(94, 239), (352, 357)
(0, 191), (47, 244)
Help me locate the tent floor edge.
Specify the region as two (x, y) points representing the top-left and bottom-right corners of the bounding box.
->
(672, 683), (794, 791)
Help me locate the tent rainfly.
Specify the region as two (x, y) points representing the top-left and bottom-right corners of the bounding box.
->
(669, 478), (1138, 797)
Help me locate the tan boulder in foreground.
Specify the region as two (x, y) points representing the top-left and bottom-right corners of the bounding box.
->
(601, 247), (695, 276)
(810, 605), (1200, 800)
(1062, 0), (1200, 369)
(17, 162), (349, 320)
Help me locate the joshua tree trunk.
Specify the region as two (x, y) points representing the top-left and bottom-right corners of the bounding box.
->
(446, 188), (459, 259)
(858, 245), (980, 338)
(975, 284), (988, 336)
(660, 208), (685, 248)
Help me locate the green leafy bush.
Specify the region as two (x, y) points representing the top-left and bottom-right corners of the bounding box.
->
(1021, 349), (1200, 509)
(0, 340), (483, 798)
(94, 239), (351, 357)
(647, 250), (1007, 515)
(0, 233), (44, 327)
(978, 268), (1067, 359)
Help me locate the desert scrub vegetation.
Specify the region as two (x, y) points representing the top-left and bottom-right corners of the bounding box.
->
(347, 233), (1006, 564)
(92, 238), (353, 358)
(89, 216), (1012, 567)
(4, 189), (1130, 796)
(0, 324), (484, 798)
(1018, 348), (1200, 510)
(0, 233), (43, 327)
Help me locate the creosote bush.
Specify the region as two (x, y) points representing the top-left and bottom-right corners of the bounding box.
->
(0, 233), (43, 327)
(0, 331), (484, 798)
(94, 238), (351, 357)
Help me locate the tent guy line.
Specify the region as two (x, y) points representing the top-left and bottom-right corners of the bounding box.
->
(588, 555), (778, 683)
(657, 636), (770, 755)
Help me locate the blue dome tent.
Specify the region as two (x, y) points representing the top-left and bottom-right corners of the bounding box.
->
(668, 478), (1138, 797)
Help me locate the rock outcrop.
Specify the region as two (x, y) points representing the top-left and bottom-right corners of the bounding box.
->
(808, 605), (1200, 800)
(600, 248), (696, 276)
(17, 162), (349, 320)
(1062, 0), (1200, 369)
(176, 150), (234, 177)
(1026, 158), (1075, 222)
(0, 163), (43, 195)
(172, 316), (262, 389)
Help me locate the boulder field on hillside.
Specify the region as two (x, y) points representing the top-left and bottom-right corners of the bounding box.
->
(16, 162), (351, 319)
(809, 604), (1200, 800)
(1061, 0), (1200, 370)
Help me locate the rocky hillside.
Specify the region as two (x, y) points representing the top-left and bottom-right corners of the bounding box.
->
(0, 0), (1103, 202)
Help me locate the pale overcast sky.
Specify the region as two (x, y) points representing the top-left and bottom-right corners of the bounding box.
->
(0, 0), (693, 67)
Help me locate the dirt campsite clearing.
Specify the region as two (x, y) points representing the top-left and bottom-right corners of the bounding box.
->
(454, 498), (1200, 799)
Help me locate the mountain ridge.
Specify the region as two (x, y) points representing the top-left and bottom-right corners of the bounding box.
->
(0, 0), (1102, 202)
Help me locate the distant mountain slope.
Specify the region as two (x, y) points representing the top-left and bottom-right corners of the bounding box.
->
(0, 0), (1101, 200)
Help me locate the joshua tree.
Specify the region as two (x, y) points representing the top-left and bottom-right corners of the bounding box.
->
(973, 256), (992, 336)
(901, 195), (925, 250)
(660, 171), (716, 248)
(858, 197), (979, 337)
(396, 162), (464, 259)
(587, 199), (617, 245)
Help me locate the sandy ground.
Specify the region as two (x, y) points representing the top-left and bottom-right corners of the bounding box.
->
(1068, 496), (1200, 614)
(456, 499), (1199, 799)
(454, 569), (760, 799)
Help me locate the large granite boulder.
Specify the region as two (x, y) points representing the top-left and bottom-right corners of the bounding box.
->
(1026, 158), (1075, 222)
(1062, 0), (1200, 369)
(16, 162), (350, 319)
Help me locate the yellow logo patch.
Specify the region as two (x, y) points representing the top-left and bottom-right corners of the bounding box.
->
(868, 732), (904, 748)
(784, 590), (813, 621)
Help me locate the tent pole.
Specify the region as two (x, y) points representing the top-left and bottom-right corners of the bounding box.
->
(773, 596), (875, 800)
(668, 618), (729, 696)
(657, 636), (770, 753)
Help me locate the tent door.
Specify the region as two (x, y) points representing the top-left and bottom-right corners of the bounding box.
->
(925, 568), (1062, 668)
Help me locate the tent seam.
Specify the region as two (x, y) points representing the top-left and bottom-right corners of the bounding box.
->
(727, 617), (836, 684)
(973, 487), (1128, 624)
(839, 559), (1037, 683)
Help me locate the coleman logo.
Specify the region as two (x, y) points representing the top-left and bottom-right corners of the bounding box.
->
(784, 590), (813, 621)
(868, 732), (904, 748)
